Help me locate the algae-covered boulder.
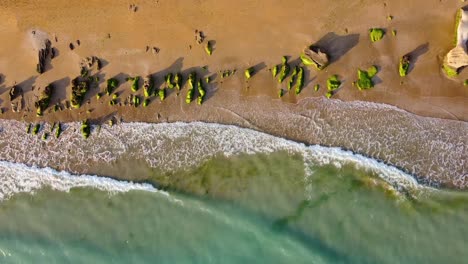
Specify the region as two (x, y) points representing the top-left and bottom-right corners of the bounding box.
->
(32, 124), (40, 135)
(71, 77), (90, 108)
(327, 75), (341, 91)
(369, 28), (385, 42)
(197, 79), (206, 105)
(127, 76), (140, 92)
(106, 78), (119, 95)
(245, 67), (254, 80)
(55, 123), (62, 138)
(301, 46), (329, 70)
(278, 56), (290, 83)
(174, 73), (182, 91)
(294, 67), (305, 95)
(35, 83), (54, 116)
(288, 66), (299, 90)
(158, 88), (166, 101)
(205, 40), (214, 55)
(399, 55), (411, 77)
(143, 75), (154, 97)
(186, 72), (196, 104)
(81, 120), (91, 139)
(356, 65), (378, 90)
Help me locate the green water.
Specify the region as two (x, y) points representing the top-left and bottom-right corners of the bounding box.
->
(1, 152), (468, 263)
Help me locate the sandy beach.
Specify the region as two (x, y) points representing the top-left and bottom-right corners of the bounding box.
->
(0, 0), (467, 124)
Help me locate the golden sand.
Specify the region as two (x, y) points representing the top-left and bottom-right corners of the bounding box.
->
(0, 0), (467, 124)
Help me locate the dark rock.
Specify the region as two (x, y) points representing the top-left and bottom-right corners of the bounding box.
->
(9, 85), (22, 101)
(36, 39), (52, 74)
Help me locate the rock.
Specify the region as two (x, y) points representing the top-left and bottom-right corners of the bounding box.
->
(301, 46), (329, 70)
(37, 39), (51, 74)
(9, 85), (22, 101)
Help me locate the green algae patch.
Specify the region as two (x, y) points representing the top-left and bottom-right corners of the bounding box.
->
(399, 55), (411, 77)
(369, 28), (385, 42)
(326, 75), (341, 91)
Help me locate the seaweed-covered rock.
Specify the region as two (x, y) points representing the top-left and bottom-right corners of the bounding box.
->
(369, 28), (385, 42)
(174, 73), (182, 91)
(301, 46), (329, 70)
(326, 75), (341, 91)
(143, 75), (154, 97)
(186, 72), (196, 104)
(245, 67), (254, 80)
(127, 76), (140, 92)
(205, 40), (214, 55)
(288, 66), (299, 90)
(165, 73), (174, 89)
(81, 120), (91, 139)
(71, 77), (90, 108)
(278, 56), (290, 83)
(399, 55), (411, 77)
(32, 124), (40, 135)
(35, 83), (54, 116)
(294, 67), (305, 95)
(197, 79), (206, 105)
(158, 88), (166, 101)
(106, 78), (119, 95)
(55, 122), (62, 138)
(37, 39), (52, 74)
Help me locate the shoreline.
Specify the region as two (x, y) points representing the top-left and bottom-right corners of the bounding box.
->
(0, 1), (466, 189)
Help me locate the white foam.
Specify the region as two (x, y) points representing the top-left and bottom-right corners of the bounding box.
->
(0, 160), (160, 201)
(0, 120), (458, 193)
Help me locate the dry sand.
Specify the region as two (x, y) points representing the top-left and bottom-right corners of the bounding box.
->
(0, 0), (467, 124)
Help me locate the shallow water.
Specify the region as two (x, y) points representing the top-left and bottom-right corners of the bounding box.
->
(1, 151), (468, 263)
(0, 119), (467, 263)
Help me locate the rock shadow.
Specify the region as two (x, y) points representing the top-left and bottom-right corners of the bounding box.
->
(313, 32), (360, 64)
(50, 77), (70, 104)
(406, 43), (429, 74)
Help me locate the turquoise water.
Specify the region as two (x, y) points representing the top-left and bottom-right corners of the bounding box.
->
(1, 152), (468, 263)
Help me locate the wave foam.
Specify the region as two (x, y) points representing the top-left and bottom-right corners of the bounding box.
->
(0, 161), (159, 201)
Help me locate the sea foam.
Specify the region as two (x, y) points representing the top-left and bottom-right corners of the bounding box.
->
(0, 160), (159, 201)
(0, 120), (433, 201)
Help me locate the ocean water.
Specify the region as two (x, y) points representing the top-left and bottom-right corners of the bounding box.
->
(0, 121), (467, 263)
